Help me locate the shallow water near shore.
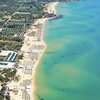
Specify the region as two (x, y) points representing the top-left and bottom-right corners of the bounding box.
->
(36, 0), (100, 100)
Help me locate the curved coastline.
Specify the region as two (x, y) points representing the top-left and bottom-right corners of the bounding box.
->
(9, 2), (59, 100)
(34, 1), (100, 100)
(32, 2), (59, 100)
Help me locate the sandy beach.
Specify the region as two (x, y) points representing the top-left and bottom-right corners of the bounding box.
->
(32, 2), (59, 100)
(8, 2), (58, 100)
(45, 2), (58, 14)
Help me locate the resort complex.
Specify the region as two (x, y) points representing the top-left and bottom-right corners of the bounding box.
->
(0, 50), (17, 69)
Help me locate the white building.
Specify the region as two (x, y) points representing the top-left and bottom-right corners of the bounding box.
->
(0, 50), (17, 69)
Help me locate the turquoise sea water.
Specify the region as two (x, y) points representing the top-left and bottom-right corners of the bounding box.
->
(36, 0), (100, 100)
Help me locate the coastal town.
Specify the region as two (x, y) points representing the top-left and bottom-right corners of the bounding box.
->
(0, 0), (58, 99)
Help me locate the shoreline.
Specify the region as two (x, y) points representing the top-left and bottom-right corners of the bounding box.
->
(8, 2), (59, 100)
(32, 2), (59, 100)
(32, 18), (47, 100)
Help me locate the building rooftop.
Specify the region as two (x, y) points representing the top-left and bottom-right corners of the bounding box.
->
(0, 61), (15, 69)
(0, 50), (17, 69)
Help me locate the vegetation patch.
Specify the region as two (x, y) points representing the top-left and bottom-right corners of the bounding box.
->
(0, 68), (17, 82)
